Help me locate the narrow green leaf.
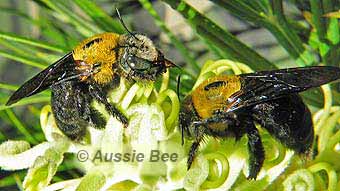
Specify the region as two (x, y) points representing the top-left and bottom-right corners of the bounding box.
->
(0, 39), (40, 59)
(324, 10), (340, 18)
(0, 7), (43, 27)
(0, 96), (50, 111)
(40, 0), (101, 36)
(162, 0), (277, 71)
(0, 174), (24, 187)
(73, 0), (124, 33)
(139, 0), (200, 74)
(0, 83), (18, 91)
(0, 50), (47, 69)
(5, 109), (38, 144)
(211, 0), (315, 66)
(322, 0), (340, 45)
(269, 0), (315, 65)
(310, 0), (327, 42)
(0, 31), (67, 53)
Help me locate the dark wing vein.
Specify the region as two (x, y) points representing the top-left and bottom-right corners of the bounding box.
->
(6, 52), (76, 105)
(226, 66), (340, 112)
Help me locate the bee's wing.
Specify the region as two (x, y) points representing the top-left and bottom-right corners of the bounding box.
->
(226, 66), (340, 112)
(6, 52), (77, 106)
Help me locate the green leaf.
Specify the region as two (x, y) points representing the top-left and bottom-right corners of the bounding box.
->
(310, 0), (327, 42)
(0, 49), (47, 69)
(73, 0), (124, 33)
(139, 0), (200, 74)
(0, 31), (67, 53)
(324, 10), (340, 18)
(162, 0), (277, 71)
(5, 109), (38, 144)
(0, 83), (18, 91)
(211, 0), (315, 66)
(39, 0), (101, 36)
(0, 96), (50, 110)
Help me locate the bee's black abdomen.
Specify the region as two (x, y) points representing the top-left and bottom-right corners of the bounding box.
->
(251, 94), (313, 155)
(51, 81), (93, 140)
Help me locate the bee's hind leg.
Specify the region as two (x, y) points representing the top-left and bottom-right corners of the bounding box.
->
(187, 121), (205, 170)
(243, 119), (264, 180)
(187, 112), (237, 169)
(89, 84), (128, 127)
(89, 107), (106, 129)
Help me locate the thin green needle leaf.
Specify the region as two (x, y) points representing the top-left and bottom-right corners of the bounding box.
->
(73, 0), (124, 33)
(211, 0), (315, 66)
(5, 109), (38, 144)
(162, 0), (276, 70)
(0, 31), (67, 53)
(0, 83), (18, 91)
(13, 173), (24, 191)
(322, 1), (339, 45)
(311, 0), (327, 42)
(0, 174), (20, 187)
(0, 39), (56, 64)
(0, 39), (39, 59)
(40, 0), (101, 36)
(139, 0), (200, 73)
(0, 96), (50, 111)
(0, 50), (46, 69)
(0, 7), (44, 28)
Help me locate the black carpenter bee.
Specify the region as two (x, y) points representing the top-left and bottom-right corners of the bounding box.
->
(179, 66), (340, 179)
(6, 14), (175, 141)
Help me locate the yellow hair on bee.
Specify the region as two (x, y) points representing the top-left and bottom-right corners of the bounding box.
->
(192, 75), (241, 119)
(72, 33), (120, 85)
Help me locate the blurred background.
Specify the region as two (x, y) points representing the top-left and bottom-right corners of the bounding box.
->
(0, 0), (339, 190)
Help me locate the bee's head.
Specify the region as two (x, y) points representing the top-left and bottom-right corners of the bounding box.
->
(118, 33), (176, 81)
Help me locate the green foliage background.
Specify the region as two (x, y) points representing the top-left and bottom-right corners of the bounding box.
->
(0, 0), (340, 190)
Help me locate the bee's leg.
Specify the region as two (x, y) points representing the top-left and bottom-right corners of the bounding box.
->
(53, 116), (87, 141)
(244, 120), (264, 180)
(89, 107), (106, 129)
(187, 112), (239, 169)
(187, 122), (205, 169)
(88, 84), (128, 127)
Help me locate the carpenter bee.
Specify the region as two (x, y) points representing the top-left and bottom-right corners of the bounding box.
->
(6, 19), (175, 140)
(179, 66), (340, 179)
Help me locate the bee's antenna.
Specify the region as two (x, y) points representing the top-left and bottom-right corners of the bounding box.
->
(116, 8), (139, 41)
(176, 75), (181, 102)
(176, 75), (185, 145)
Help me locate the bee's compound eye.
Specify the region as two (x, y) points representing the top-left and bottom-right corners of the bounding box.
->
(127, 55), (136, 68)
(125, 54), (152, 71)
